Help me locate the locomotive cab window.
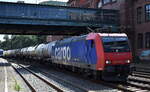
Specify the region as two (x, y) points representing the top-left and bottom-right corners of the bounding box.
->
(102, 36), (130, 52)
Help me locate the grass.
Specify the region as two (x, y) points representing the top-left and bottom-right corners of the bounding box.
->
(14, 79), (21, 92)
(14, 83), (21, 91)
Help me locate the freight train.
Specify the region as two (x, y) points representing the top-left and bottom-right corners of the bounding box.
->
(3, 33), (132, 81)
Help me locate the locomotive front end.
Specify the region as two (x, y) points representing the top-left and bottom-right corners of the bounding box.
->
(100, 33), (132, 81)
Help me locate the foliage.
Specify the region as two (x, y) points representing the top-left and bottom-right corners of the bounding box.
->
(14, 81), (21, 92)
(0, 35), (46, 50)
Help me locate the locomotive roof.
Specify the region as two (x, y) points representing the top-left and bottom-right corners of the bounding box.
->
(86, 33), (127, 40)
(55, 33), (128, 45)
(98, 33), (127, 37)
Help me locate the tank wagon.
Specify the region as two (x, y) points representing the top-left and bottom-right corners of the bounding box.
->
(0, 49), (3, 57)
(3, 33), (132, 81)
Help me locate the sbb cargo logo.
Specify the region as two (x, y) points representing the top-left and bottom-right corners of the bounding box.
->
(55, 46), (71, 61)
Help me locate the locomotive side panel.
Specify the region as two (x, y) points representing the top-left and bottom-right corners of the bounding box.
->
(51, 38), (97, 69)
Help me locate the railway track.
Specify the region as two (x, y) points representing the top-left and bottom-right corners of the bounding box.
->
(125, 66), (150, 91)
(134, 66), (150, 73)
(9, 60), (150, 92)
(11, 62), (98, 92)
(21, 64), (116, 92)
(106, 68), (150, 92)
(91, 77), (150, 92)
(132, 71), (150, 79)
(20, 65), (91, 92)
(10, 63), (63, 92)
(48, 67), (150, 92)
(128, 77), (150, 90)
(26, 63), (150, 92)
(131, 66), (150, 79)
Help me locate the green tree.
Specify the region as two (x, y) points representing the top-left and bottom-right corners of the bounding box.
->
(0, 35), (47, 50)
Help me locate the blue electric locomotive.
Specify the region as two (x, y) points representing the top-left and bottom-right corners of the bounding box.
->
(51, 33), (132, 81)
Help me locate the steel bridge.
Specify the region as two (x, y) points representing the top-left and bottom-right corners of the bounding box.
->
(0, 2), (119, 35)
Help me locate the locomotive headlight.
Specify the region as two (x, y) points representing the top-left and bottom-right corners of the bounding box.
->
(125, 60), (130, 63)
(106, 60), (111, 64)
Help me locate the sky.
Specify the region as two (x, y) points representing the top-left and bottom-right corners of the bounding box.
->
(0, 35), (5, 41)
(0, 35), (11, 42)
(0, 0), (68, 41)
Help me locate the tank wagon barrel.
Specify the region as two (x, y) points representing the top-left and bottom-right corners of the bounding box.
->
(0, 49), (3, 57)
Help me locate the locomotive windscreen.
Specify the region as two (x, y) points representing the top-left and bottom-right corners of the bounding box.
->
(102, 37), (130, 52)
